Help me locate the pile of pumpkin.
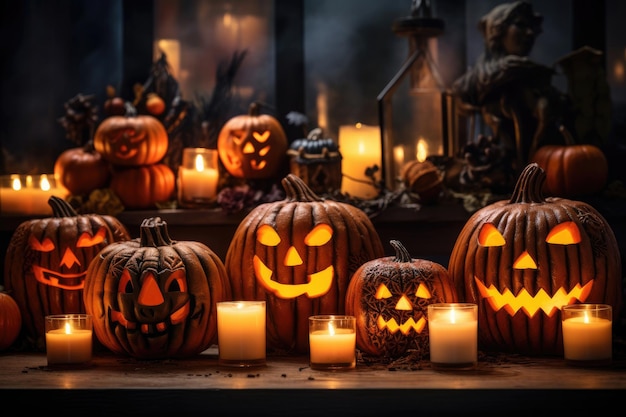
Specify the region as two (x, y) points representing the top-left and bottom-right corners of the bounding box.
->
(1, 163), (622, 361)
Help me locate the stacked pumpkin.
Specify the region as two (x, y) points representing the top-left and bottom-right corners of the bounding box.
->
(93, 112), (175, 209)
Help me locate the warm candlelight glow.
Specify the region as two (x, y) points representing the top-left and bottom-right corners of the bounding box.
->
(428, 303), (478, 370)
(309, 315), (356, 370)
(45, 314), (93, 366)
(1, 174), (68, 215)
(177, 148), (219, 208)
(416, 138), (428, 162)
(217, 301), (266, 367)
(339, 123), (381, 199)
(562, 304), (612, 364)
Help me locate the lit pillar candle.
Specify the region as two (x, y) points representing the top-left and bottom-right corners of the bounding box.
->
(0, 174), (68, 215)
(45, 314), (92, 366)
(309, 315), (356, 370)
(562, 304), (612, 365)
(427, 303), (478, 370)
(177, 148), (219, 208)
(217, 301), (266, 367)
(339, 123), (381, 199)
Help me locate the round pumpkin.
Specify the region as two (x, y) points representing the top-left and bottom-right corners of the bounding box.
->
(530, 143), (608, 197)
(110, 164), (175, 209)
(400, 159), (443, 204)
(217, 102), (288, 179)
(54, 141), (111, 195)
(4, 196), (131, 346)
(0, 292), (22, 351)
(94, 114), (169, 166)
(346, 240), (457, 359)
(83, 217), (232, 359)
(224, 174), (385, 353)
(448, 163), (622, 356)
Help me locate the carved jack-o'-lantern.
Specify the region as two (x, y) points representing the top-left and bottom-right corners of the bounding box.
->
(346, 240), (457, 358)
(4, 196), (131, 346)
(224, 174), (384, 353)
(448, 163), (622, 355)
(217, 102), (288, 179)
(83, 217), (232, 359)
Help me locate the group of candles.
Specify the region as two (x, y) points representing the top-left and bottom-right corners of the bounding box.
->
(0, 174), (68, 215)
(43, 303), (613, 369)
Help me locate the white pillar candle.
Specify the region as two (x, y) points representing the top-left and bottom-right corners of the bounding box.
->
(428, 303), (478, 370)
(309, 315), (356, 370)
(45, 314), (92, 366)
(1, 174), (68, 215)
(339, 124), (381, 199)
(217, 301), (266, 367)
(177, 148), (219, 208)
(562, 304), (612, 364)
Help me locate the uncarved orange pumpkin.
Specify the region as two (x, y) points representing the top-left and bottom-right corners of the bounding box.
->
(530, 143), (608, 197)
(54, 141), (111, 195)
(0, 292), (22, 351)
(110, 164), (175, 209)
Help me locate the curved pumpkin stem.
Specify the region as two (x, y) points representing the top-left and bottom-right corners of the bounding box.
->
(390, 240), (412, 263)
(48, 196), (79, 218)
(282, 174), (324, 203)
(140, 217), (175, 247)
(509, 162), (546, 204)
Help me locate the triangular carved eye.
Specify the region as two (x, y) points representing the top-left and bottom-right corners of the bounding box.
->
(546, 221), (581, 245)
(415, 283), (431, 299)
(304, 224), (333, 246)
(257, 225), (281, 246)
(252, 130), (270, 142)
(478, 223), (505, 247)
(375, 284), (392, 299)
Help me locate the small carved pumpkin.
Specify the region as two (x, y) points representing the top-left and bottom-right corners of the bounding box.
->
(0, 292), (22, 351)
(346, 240), (457, 359)
(4, 196), (131, 346)
(287, 127), (342, 194)
(110, 164), (175, 209)
(224, 174), (385, 353)
(217, 102), (288, 179)
(530, 143), (608, 197)
(94, 114), (169, 166)
(83, 217), (232, 359)
(448, 163), (622, 355)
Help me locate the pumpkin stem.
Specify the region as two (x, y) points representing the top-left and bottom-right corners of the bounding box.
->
(248, 102), (260, 116)
(307, 127), (323, 140)
(140, 217), (175, 247)
(282, 174), (324, 202)
(48, 196), (79, 218)
(508, 163), (546, 204)
(390, 240), (412, 263)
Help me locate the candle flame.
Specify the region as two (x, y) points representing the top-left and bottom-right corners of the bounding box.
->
(416, 138), (428, 162)
(449, 308), (457, 324)
(64, 322), (72, 334)
(11, 176), (21, 191)
(195, 154), (205, 172)
(40, 174), (51, 191)
(584, 310), (590, 324)
(328, 322), (336, 336)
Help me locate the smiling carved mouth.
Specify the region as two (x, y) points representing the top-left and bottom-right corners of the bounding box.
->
(253, 255), (333, 299)
(377, 316), (426, 335)
(32, 265), (86, 290)
(108, 301), (191, 337)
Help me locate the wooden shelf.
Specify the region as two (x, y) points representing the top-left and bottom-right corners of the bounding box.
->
(1, 348), (624, 415)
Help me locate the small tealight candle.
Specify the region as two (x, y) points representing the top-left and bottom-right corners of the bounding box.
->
(217, 301), (266, 367)
(562, 304), (612, 366)
(177, 148), (220, 208)
(427, 303), (478, 370)
(45, 314), (93, 367)
(309, 315), (356, 371)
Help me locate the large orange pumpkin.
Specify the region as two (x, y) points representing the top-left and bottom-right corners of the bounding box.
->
(94, 114), (169, 166)
(217, 102), (288, 179)
(224, 174), (384, 353)
(346, 240), (457, 359)
(4, 196), (131, 346)
(83, 217), (232, 359)
(530, 143), (608, 197)
(448, 163), (622, 355)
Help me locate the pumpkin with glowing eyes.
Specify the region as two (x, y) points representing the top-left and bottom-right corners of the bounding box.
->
(217, 102), (288, 179)
(83, 217), (232, 359)
(224, 174), (385, 353)
(448, 163), (622, 355)
(4, 196), (131, 346)
(346, 240), (457, 358)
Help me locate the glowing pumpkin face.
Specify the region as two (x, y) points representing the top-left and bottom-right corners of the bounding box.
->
(448, 164), (622, 355)
(217, 102), (288, 179)
(4, 196), (131, 345)
(83, 218), (232, 359)
(225, 174), (385, 353)
(346, 240), (458, 358)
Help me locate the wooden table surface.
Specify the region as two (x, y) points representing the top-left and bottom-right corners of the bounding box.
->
(1, 346), (624, 416)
